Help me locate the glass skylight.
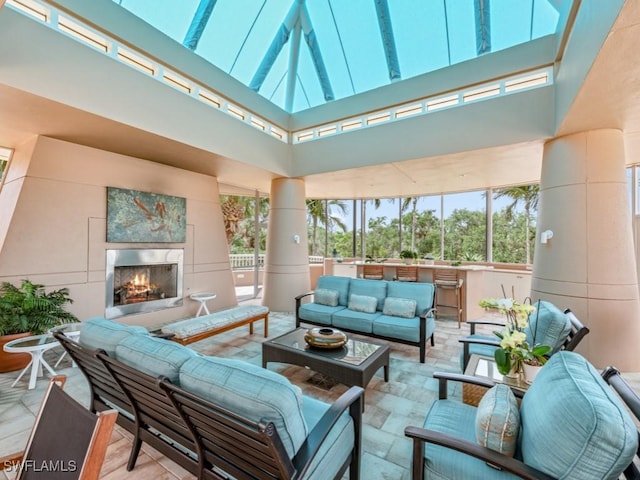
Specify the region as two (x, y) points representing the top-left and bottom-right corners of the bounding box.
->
(114, 0), (561, 113)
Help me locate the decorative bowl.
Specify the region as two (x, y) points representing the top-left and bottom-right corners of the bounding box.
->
(304, 327), (348, 349)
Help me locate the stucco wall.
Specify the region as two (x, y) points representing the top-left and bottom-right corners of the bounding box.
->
(0, 136), (236, 328)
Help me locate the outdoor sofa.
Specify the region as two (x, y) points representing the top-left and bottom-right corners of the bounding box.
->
(55, 317), (364, 480)
(296, 275), (435, 363)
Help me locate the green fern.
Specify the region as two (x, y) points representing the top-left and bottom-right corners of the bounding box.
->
(0, 280), (78, 336)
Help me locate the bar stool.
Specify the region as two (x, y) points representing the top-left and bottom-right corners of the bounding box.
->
(433, 269), (463, 328)
(362, 264), (384, 280)
(394, 265), (418, 282)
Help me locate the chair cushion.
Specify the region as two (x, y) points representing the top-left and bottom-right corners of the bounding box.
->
(525, 301), (571, 353)
(422, 399), (513, 480)
(519, 351), (638, 479)
(332, 309), (378, 334)
(475, 384), (520, 457)
(386, 281), (435, 315)
(348, 278), (388, 311)
(179, 356), (308, 458)
(79, 317), (149, 356)
(314, 288), (339, 307)
(300, 395), (355, 480)
(348, 294), (378, 314)
(115, 334), (196, 385)
(382, 297), (417, 318)
(373, 314), (435, 343)
(316, 275), (352, 306)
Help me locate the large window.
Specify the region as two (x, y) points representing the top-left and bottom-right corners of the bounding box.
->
(0, 147), (12, 188)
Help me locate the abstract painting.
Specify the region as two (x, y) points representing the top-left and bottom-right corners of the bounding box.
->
(107, 187), (186, 242)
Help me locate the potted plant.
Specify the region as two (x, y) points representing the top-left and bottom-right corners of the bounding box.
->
(400, 250), (417, 265)
(423, 253), (435, 265)
(0, 279), (78, 372)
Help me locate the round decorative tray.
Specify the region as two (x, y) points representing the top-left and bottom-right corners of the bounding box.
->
(304, 327), (348, 349)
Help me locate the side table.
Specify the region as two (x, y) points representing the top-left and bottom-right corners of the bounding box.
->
(3, 334), (60, 389)
(49, 323), (82, 368)
(463, 353), (529, 406)
(190, 292), (216, 317)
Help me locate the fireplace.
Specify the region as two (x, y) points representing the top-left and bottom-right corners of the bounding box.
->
(105, 249), (184, 319)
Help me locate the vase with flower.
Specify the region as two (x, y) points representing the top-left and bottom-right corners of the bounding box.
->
(479, 296), (551, 382)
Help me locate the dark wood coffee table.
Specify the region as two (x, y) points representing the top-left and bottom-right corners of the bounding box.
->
(262, 328), (390, 393)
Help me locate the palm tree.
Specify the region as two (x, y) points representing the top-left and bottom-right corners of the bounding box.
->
(401, 197), (419, 252)
(493, 185), (539, 264)
(306, 199), (347, 255)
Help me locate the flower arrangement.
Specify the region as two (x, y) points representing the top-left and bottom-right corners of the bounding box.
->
(479, 297), (551, 376)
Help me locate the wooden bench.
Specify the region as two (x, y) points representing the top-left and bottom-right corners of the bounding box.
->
(160, 304), (269, 345)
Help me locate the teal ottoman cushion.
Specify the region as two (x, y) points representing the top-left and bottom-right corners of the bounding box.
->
(520, 351), (638, 479)
(79, 317), (149, 356)
(115, 334), (196, 385)
(300, 395), (354, 480)
(179, 356), (308, 458)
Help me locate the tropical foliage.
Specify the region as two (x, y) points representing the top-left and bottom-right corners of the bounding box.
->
(0, 280), (78, 336)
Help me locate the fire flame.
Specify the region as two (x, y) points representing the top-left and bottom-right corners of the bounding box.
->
(133, 273), (147, 286)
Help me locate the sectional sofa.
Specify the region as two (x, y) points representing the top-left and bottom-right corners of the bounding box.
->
(295, 275), (436, 363)
(55, 317), (364, 480)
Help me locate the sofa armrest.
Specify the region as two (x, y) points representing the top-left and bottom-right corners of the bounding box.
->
(295, 291), (314, 302)
(404, 426), (555, 480)
(295, 291), (315, 327)
(293, 386), (364, 478)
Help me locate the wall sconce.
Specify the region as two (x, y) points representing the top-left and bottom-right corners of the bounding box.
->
(293, 234), (300, 244)
(540, 230), (554, 244)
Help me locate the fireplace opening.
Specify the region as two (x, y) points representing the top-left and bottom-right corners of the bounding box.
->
(106, 249), (183, 318)
(113, 264), (177, 306)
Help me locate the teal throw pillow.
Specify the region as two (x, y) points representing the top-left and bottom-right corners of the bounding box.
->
(348, 294), (378, 313)
(475, 384), (520, 457)
(314, 288), (339, 307)
(382, 297), (417, 318)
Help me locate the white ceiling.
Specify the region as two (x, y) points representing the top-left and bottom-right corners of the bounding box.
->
(0, 0), (639, 199)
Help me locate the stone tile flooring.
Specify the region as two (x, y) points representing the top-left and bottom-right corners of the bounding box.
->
(1, 312), (638, 479)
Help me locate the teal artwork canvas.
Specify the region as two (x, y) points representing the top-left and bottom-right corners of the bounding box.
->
(107, 187), (186, 242)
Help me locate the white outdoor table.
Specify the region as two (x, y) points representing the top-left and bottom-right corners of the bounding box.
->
(189, 292), (217, 317)
(3, 334), (60, 389)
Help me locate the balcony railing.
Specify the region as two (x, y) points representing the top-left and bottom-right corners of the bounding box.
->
(229, 254), (324, 270)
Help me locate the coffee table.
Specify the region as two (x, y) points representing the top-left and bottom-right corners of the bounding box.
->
(463, 353), (529, 405)
(262, 328), (390, 395)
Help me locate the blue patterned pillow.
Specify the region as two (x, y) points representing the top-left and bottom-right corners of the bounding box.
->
(382, 297), (417, 318)
(475, 384), (520, 457)
(348, 294), (378, 313)
(314, 288), (339, 307)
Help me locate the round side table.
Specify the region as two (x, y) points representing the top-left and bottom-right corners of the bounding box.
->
(49, 323), (82, 368)
(3, 334), (60, 390)
(190, 292), (217, 317)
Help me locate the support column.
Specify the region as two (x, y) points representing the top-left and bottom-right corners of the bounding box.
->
(262, 178), (310, 312)
(532, 129), (640, 370)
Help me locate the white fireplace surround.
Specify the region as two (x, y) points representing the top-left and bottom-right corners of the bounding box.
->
(105, 248), (184, 319)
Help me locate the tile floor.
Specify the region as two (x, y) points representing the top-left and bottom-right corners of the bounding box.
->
(0, 311), (638, 480)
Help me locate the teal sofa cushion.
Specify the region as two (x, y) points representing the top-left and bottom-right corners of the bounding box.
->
(314, 288), (339, 307)
(386, 281), (435, 315)
(300, 395), (355, 480)
(475, 384), (520, 457)
(348, 293), (378, 313)
(422, 400), (512, 480)
(115, 334), (196, 385)
(179, 356), (308, 458)
(332, 308), (379, 333)
(520, 351), (638, 479)
(316, 275), (352, 306)
(298, 303), (344, 325)
(79, 317), (149, 356)
(373, 314), (434, 343)
(348, 278), (387, 311)
(525, 301), (571, 353)
(382, 297), (417, 318)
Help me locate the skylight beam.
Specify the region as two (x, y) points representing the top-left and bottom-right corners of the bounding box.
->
(300, 3), (334, 102)
(183, 0), (218, 51)
(285, 18), (302, 112)
(474, 0), (491, 55)
(249, 0), (301, 93)
(374, 0), (401, 81)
